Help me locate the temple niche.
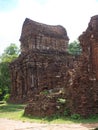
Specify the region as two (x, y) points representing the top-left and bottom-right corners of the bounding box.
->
(9, 18), (70, 103)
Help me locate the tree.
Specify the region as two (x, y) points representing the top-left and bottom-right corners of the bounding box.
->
(68, 40), (82, 55)
(0, 62), (10, 100)
(0, 43), (19, 100)
(1, 43), (20, 62)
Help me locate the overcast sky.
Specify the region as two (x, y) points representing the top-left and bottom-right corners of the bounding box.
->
(0, 0), (98, 54)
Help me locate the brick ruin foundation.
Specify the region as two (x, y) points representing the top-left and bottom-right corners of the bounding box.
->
(9, 16), (98, 117)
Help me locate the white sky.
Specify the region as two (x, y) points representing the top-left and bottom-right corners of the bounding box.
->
(0, 0), (98, 54)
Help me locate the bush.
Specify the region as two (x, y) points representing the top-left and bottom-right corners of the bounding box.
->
(71, 114), (81, 120)
(3, 94), (10, 101)
(63, 109), (70, 116)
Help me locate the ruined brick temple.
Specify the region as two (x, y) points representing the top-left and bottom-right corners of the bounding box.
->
(66, 15), (98, 117)
(9, 15), (98, 117)
(9, 18), (70, 102)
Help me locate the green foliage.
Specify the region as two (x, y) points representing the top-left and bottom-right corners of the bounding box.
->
(71, 114), (81, 120)
(40, 90), (49, 95)
(63, 109), (70, 116)
(63, 110), (69, 116)
(89, 114), (98, 119)
(68, 40), (82, 55)
(3, 94), (10, 101)
(57, 98), (66, 104)
(0, 43), (19, 100)
(0, 88), (2, 95)
(1, 43), (20, 62)
(0, 62), (10, 100)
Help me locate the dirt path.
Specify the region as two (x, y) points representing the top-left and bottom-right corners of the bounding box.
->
(0, 118), (98, 130)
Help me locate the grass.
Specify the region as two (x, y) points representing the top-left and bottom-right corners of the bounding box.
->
(0, 102), (98, 124)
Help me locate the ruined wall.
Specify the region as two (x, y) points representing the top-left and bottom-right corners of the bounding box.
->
(10, 51), (69, 103)
(9, 18), (69, 103)
(66, 15), (98, 117)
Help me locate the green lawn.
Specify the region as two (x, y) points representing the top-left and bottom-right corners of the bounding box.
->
(0, 102), (98, 124)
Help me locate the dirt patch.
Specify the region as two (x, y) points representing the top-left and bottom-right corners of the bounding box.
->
(0, 118), (98, 130)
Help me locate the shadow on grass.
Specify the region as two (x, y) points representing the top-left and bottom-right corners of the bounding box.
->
(0, 103), (26, 112)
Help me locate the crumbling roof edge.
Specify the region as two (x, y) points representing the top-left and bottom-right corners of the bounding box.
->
(20, 18), (69, 41)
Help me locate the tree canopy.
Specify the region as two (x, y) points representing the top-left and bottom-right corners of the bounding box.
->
(1, 43), (20, 62)
(0, 43), (19, 100)
(68, 40), (82, 55)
